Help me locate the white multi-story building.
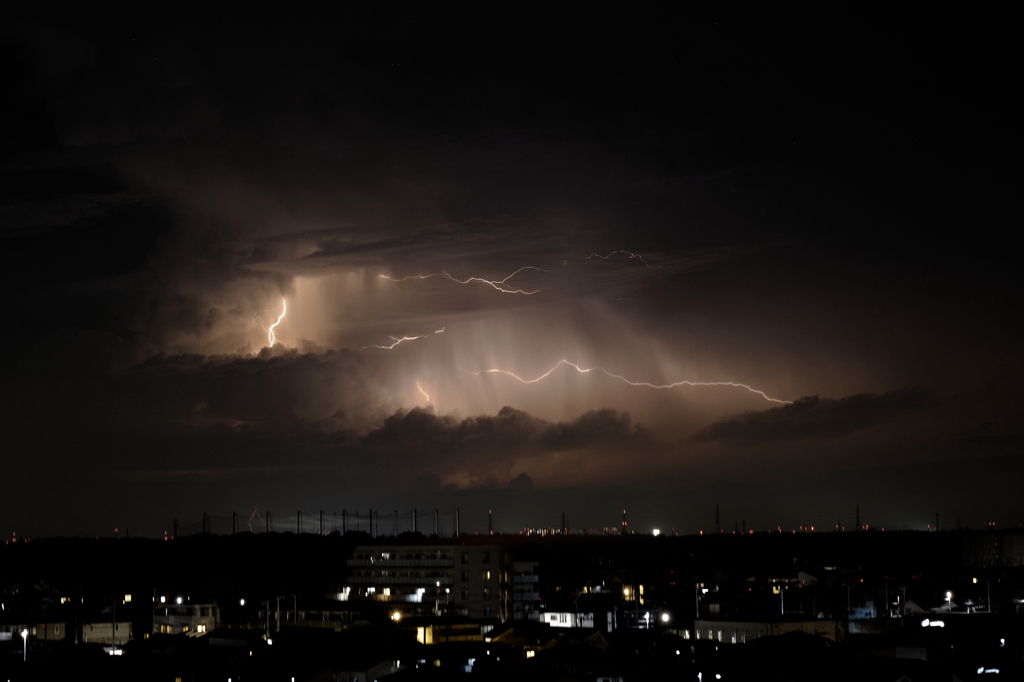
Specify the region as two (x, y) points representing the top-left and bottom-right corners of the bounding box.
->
(335, 544), (510, 620)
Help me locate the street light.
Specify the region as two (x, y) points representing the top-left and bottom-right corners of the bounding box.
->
(21, 628), (28, 662)
(947, 591), (952, 611)
(661, 613), (670, 623)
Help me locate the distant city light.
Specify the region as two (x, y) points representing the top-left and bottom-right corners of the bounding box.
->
(653, 529), (661, 536)
(661, 613), (670, 623)
(176, 597), (183, 605)
(240, 599), (245, 606)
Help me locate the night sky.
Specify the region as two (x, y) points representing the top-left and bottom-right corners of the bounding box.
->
(2, 6), (1018, 538)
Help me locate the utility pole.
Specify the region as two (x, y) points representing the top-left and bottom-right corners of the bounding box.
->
(455, 508), (460, 538)
(342, 509), (347, 534)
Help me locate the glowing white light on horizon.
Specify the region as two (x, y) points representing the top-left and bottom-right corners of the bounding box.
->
(464, 359), (791, 404)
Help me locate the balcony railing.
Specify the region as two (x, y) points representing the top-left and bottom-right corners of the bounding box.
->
(347, 559), (454, 568)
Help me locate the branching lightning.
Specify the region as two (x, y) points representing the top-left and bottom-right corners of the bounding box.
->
(441, 266), (545, 294)
(464, 359), (791, 404)
(362, 326), (446, 351)
(362, 335), (427, 350)
(379, 273), (442, 283)
(587, 250), (661, 269)
(379, 266), (545, 294)
(416, 381), (430, 402)
(256, 298), (287, 347)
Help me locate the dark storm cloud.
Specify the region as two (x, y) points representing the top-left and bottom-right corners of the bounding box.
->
(361, 406), (645, 459)
(692, 387), (931, 445)
(508, 472), (533, 490)
(115, 348), (388, 433)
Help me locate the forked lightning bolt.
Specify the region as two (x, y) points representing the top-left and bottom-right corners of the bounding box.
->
(256, 298), (287, 347)
(465, 359), (791, 404)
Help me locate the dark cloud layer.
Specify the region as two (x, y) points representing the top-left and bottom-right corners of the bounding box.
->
(693, 388), (931, 445)
(363, 406), (644, 458)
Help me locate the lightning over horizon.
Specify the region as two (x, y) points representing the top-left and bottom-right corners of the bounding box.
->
(463, 359), (791, 404)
